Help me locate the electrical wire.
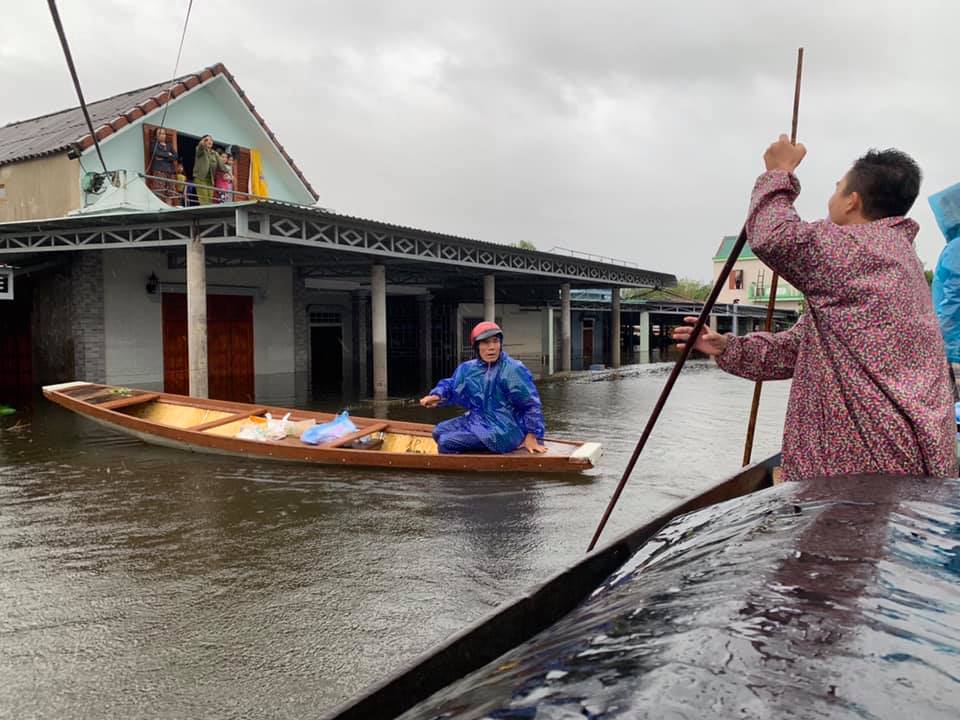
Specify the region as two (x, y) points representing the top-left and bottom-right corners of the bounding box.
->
(147, 0), (195, 175)
(46, 0), (109, 173)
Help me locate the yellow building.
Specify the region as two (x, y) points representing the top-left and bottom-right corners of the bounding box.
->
(712, 235), (803, 312)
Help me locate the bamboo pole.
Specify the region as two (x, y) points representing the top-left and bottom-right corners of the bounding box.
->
(742, 48), (804, 466)
(587, 48), (806, 552)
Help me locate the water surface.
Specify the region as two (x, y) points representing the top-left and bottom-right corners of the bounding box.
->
(0, 363), (788, 717)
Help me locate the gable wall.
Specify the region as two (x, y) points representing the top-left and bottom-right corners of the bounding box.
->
(95, 76), (315, 205)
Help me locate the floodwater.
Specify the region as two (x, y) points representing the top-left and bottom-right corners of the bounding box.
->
(0, 362), (789, 718)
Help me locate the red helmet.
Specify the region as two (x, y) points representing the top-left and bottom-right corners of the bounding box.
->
(470, 321), (503, 345)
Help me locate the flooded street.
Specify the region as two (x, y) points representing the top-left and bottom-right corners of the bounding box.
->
(0, 363), (788, 718)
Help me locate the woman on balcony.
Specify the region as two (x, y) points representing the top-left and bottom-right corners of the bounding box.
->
(193, 135), (231, 205)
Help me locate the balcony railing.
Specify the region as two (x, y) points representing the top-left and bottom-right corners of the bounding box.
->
(748, 281), (803, 302)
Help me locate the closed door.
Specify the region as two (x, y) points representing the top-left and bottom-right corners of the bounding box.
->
(581, 320), (594, 368)
(162, 293), (254, 401)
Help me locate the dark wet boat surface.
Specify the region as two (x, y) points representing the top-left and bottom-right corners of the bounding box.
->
(336, 474), (960, 719)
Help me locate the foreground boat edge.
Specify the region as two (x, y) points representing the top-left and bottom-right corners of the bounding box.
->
(321, 453), (780, 720)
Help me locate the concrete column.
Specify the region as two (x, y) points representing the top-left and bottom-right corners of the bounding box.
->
(186, 228), (208, 398)
(483, 274), (495, 322)
(541, 306), (555, 376)
(371, 264), (388, 400)
(709, 314), (719, 332)
(611, 289), (621, 369)
(731, 304), (739, 336)
(418, 294), (432, 390)
(638, 311), (650, 357)
(353, 292), (369, 398)
(561, 283), (571, 372)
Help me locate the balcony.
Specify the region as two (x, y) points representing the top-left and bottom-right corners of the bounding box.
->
(748, 281), (803, 302)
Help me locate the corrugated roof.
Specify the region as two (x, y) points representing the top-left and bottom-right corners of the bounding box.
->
(0, 63), (319, 200)
(712, 234), (757, 261)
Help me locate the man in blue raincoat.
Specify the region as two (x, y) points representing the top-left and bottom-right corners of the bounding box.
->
(420, 321), (547, 454)
(929, 182), (960, 396)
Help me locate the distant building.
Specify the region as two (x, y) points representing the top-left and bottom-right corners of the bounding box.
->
(712, 236), (803, 312)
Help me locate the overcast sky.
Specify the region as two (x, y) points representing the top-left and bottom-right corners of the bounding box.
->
(3, 1), (956, 282)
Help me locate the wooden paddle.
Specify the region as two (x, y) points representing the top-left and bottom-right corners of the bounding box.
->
(587, 48), (805, 552)
(743, 48), (804, 465)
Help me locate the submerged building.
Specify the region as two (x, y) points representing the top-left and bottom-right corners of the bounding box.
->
(2, 62), (785, 408)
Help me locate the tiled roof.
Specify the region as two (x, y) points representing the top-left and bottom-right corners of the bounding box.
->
(0, 63), (319, 200)
(712, 234), (757, 261)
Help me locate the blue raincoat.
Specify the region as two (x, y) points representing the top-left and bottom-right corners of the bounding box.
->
(429, 351), (546, 454)
(929, 183), (960, 363)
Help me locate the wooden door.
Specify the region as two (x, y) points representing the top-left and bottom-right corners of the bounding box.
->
(581, 320), (594, 369)
(161, 293), (189, 395)
(162, 293), (254, 401)
(233, 148), (251, 201)
(0, 284), (32, 405)
(207, 295), (254, 402)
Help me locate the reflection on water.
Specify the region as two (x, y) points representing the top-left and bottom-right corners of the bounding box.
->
(0, 363), (788, 717)
(400, 477), (960, 719)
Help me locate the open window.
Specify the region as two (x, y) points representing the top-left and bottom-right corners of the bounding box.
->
(728, 269), (744, 290)
(142, 123), (251, 206)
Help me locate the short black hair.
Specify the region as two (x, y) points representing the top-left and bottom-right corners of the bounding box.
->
(845, 149), (922, 220)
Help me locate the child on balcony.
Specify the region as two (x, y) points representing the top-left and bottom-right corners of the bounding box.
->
(214, 151), (234, 203)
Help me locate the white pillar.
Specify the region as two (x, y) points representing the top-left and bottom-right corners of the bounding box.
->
(186, 228), (208, 398)
(561, 283), (571, 372)
(638, 311), (650, 357)
(541, 306), (555, 376)
(483, 274), (495, 322)
(611, 289), (621, 369)
(371, 264), (387, 400)
(732, 304), (739, 336)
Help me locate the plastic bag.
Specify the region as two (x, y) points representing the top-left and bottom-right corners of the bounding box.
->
(285, 418), (316, 438)
(264, 412), (290, 441)
(236, 416), (268, 441)
(300, 411), (357, 446)
(235, 413), (289, 442)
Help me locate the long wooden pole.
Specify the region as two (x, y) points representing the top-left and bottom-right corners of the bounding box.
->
(587, 48), (805, 553)
(742, 48), (804, 466)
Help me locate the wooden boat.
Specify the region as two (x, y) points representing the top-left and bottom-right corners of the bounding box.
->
(323, 454), (779, 719)
(323, 460), (960, 719)
(42, 381), (601, 472)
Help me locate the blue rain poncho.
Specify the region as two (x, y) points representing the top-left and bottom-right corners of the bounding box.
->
(929, 183), (960, 363)
(429, 351), (545, 454)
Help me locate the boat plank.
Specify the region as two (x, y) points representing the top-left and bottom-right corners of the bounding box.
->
(189, 408), (268, 432)
(321, 422), (390, 449)
(99, 393), (162, 411)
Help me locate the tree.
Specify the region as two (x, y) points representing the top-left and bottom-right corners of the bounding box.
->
(624, 277), (712, 301)
(925, 268), (934, 286)
(512, 240), (537, 251)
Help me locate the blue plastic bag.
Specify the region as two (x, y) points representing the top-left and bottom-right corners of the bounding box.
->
(300, 410), (357, 446)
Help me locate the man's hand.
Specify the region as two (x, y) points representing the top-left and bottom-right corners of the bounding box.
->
(764, 134), (806, 173)
(419, 394), (441, 408)
(522, 433), (547, 454)
(671, 317), (729, 356)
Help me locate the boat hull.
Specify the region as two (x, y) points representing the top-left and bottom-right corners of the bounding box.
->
(43, 381), (600, 473)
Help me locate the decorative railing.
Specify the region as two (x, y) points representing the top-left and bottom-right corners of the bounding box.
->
(748, 281), (803, 302)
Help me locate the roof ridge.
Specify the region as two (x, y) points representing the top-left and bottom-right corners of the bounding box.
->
(1, 65), (216, 130)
